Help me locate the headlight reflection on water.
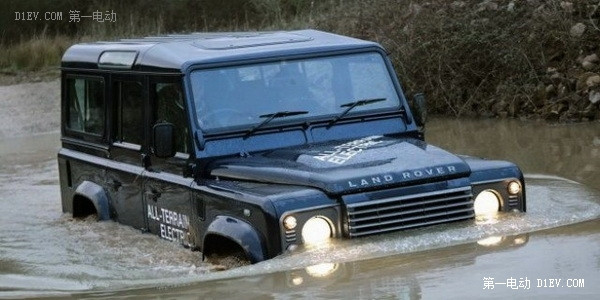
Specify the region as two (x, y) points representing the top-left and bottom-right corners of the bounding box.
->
(477, 236), (504, 247)
(305, 263), (339, 277)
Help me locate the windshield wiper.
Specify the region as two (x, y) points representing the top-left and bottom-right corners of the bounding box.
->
(243, 110), (308, 138)
(327, 98), (386, 128)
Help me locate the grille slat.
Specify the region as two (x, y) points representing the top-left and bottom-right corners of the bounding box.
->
(347, 186), (471, 209)
(349, 213), (475, 237)
(348, 193), (471, 216)
(346, 185), (474, 237)
(349, 201), (473, 223)
(350, 207), (474, 230)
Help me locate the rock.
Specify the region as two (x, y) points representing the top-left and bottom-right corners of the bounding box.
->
(577, 72), (599, 91)
(560, 1), (574, 13)
(590, 90), (600, 104)
(477, 0), (498, 12)
(451, 1), (466, 9)
(587, 75), (600, 87)
(570, 23), (586, 37)
(408, 3), (422, 15)
(507, 1), (515, 11)
(582, 54), (599, 70)
(582, 61), (597, 70)
(544, 109), (560, 121)
(583, 53), (599, 64)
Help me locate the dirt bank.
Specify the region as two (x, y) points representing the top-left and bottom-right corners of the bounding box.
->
(0, 80), (60, 138)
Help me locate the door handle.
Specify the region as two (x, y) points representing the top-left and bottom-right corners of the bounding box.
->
(141, 153), (151, 169)
(145, 190), (161, 202)
(106, 179), (122, 191)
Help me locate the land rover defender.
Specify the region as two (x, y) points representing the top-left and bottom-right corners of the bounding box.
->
(58, 30), (526, 263)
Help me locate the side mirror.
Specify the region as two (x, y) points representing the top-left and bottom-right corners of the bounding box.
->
(153, 122), (176, 158)
(412, 93), (427, 127)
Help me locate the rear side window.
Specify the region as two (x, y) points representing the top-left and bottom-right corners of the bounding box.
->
(66, 77), (105, 135)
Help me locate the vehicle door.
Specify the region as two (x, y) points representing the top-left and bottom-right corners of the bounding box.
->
(143, 76), (196, 247)
(105, 74), (147, 229)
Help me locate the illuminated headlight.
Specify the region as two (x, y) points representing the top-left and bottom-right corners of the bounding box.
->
(507, 180), (521, 195)
(473, 190), (501, 216)
(301, 216), (332, 245)
(283, 215), (297, 230)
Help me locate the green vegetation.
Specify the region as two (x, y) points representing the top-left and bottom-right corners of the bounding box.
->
(1, 0), (599, 120)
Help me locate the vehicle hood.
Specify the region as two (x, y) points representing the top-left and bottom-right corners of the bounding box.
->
(209, 135), (471, 194)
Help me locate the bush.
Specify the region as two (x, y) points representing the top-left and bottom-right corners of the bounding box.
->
(313, 0), (600, 120)
(1, 0), (599, 120)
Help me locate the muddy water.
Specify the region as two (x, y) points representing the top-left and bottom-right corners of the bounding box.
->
(427, 118), (600, 190)
(0, 118), (599, 298)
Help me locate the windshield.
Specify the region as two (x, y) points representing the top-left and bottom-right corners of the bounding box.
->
(190, 52), (401, 132)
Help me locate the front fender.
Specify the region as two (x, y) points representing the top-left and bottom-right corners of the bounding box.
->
(74, 181), (110, 220)
(205, 216), (266, 263)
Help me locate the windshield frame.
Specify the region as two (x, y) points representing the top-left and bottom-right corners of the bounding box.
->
(185, 48), (408, 136)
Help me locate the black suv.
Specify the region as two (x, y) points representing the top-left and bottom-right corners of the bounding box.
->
(58, 30), (525, 263)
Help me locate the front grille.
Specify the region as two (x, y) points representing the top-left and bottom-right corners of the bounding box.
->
(346, 186), (474, 237)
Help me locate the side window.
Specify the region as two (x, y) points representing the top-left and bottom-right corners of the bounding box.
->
(66, 77), (105, 135)
(114, 81), (144, 145)
(155, 82), (189, 154)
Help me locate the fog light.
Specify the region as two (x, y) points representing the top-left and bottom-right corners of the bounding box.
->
(507, 181), (521, 195)
(474, 190), (500, 216)
(283, 215), (297, 230)
(301, 217), (332, 245)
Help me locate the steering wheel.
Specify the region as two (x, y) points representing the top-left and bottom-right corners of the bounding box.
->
(201, 108), (248, 127)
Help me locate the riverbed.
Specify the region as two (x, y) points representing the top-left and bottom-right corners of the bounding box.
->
(0, 118), (599, 298)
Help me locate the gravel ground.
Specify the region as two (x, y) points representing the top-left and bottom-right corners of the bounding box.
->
(0, 80), (60, 138)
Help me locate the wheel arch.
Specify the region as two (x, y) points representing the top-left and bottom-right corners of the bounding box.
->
(73, 180), (110, 220)
(203, 216), (267, 263)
